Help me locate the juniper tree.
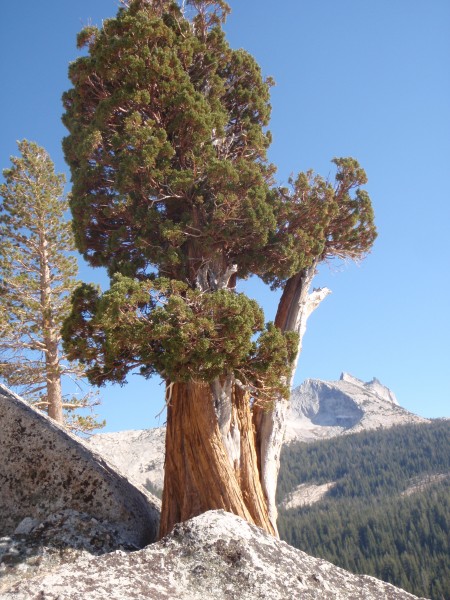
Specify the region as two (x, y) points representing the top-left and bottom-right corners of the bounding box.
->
(0, 140), (103, 433)
(62, 0), (376, 536)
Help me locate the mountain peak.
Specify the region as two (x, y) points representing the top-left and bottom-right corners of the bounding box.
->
(340, 371), (363, 384)
(285, 374), (426, 443)
(339, 372), (399, 405)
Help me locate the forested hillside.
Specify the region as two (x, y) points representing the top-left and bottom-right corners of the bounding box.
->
(277, 421), (450, 600)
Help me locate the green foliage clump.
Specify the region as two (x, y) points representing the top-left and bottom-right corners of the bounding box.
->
(63, 274), (298, 399)
(260, 157), (376, 289)
(63, 0), (274, 281)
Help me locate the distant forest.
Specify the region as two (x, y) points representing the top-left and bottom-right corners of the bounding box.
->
(277, 421), (450, 600)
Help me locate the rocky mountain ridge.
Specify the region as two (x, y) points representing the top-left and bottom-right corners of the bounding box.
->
(88, 426), (166, 493)
(284, 372), (427, 442)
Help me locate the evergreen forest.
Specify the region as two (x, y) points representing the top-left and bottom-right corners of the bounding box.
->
(277, 421), (450, 600)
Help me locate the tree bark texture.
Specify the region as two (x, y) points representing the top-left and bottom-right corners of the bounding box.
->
(159, 380), (275, 539)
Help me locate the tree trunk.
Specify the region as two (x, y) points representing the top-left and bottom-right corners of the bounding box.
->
(274, 263), (331, 387)
(158, 253), (276, 538)
(159, 380), (275, 539)
(253, 261), (331, 535)
(46, 342), (63, 423)
(40, 225), (63, 424)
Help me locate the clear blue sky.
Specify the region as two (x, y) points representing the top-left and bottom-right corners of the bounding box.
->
(1, 1), (449, 431)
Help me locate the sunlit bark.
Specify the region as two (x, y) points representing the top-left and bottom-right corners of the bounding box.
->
(159, 380), (275, 538)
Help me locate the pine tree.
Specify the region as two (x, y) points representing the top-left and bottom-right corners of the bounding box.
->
(0, 140), (103, 433)
(62, 0), (376, 536)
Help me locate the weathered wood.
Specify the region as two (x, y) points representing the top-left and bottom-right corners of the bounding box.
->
(234, 386), (275, 534)
(253, 397), (288, 535)
(253, 261), (331, 536)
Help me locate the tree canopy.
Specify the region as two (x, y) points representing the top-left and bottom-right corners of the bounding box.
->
(61, 0), (376, 536)
(63, 0), (275, 282)
(62, 0), (375, 400)
(0, 140), (103, 433)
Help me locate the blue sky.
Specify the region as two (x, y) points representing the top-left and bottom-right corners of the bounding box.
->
(1, 1), (449, 431)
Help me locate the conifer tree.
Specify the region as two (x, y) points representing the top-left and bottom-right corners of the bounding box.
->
(0, 140), (103, 433)
(62, 0), (376, 536)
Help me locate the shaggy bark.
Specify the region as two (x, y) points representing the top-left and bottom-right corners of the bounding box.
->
(159, 381), (275, 538)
